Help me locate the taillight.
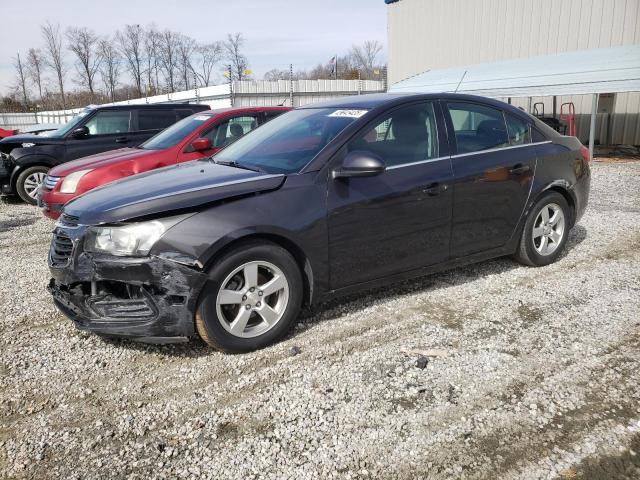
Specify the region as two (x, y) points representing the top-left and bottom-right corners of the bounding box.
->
(579, 145), (590, 163)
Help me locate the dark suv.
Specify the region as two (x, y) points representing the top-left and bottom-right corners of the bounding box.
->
(0, 103), (209, 203)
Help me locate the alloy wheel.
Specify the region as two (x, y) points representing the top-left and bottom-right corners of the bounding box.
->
(532, 203), (565, 256)
(23, 172), (47, 199)
(215, 261), (289, 338)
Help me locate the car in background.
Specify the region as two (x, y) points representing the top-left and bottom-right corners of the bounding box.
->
(0, 103), (209, 204)
(0, 127), (18, 139)
(38, 106), (290, 218)
(48, 93), (590, 353)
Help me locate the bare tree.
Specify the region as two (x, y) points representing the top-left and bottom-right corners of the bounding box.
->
(224, 33), (250, 81)
(66, 27), (102, 98)
(13, 53), (29, 107)
(117, 24), (144, 96)
(98, 38), (120, 102)
(194, 42), (223, 86)
(349, 40), (383, 78)
(41, 21), (66, 109)
(26, 48), (45, 101)
(177, 35), (196, 89)
(144, 25), (161, 94)
(158, 30), (180, 92)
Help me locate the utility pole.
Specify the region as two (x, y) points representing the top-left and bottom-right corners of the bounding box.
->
(289, 63), (294, 107)
(228, 64), (234, 107)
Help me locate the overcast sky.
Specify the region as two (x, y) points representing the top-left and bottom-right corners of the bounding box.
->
(0, 0), (387, 97)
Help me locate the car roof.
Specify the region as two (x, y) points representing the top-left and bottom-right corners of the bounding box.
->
(201, 106), (291, 115)
(301, 92), (531, 120)
(92, 103), (209, 111)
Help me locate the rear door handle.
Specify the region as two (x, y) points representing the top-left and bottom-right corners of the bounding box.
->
(509, 164), (531, 174)
(423, 182), (448, 196)
(115, 137), (130, 143)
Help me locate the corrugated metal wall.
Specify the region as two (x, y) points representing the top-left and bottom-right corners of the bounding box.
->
(388, 0), (640, 145)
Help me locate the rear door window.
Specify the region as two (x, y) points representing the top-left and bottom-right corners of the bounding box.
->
(84, 111), (131, 135)
(137, 110), (177, 131)
(446, 102), (509, 154)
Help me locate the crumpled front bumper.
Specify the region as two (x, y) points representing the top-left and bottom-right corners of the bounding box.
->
(48, 227), (208, 342)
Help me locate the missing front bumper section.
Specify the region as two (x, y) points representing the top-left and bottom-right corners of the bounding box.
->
(49, 254), (208, 340)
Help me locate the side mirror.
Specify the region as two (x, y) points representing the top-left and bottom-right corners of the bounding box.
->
(333, 151), (386, 179)
(71, 126), (89, 138)
(190, 137), (212, 152)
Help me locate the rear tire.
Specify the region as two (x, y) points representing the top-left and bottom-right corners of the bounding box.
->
(196, 241), (303, 353)
(16, 165), (49, 205)
(514, 191), (570, 267)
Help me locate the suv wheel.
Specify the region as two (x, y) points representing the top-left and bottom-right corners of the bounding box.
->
(514, 191), (570, 267)
(16, 166), (49, 204)
(196, 241), (303, 353)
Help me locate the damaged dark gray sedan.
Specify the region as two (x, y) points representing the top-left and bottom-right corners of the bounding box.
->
(48, 93), (590, 352)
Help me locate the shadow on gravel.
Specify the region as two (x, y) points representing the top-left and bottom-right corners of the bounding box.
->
(557, 433), (640, 480)
(0, 216), (38, 230)
(558, 224), (588, 260)
(96, 224), (589, 357)
(0, 195), (26, 206)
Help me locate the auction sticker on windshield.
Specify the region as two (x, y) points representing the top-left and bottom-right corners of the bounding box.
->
(328, 109), (368, 118)
(193, 115), (210, 121)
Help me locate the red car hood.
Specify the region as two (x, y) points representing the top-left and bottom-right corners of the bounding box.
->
(49, 148), (159, 176)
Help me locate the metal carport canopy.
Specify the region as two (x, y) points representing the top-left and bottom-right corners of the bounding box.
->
(389, 45), (640, 97)
(389, 45), (640, 160)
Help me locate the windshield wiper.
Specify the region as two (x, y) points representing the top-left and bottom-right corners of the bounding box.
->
(214, 159), (263, 173)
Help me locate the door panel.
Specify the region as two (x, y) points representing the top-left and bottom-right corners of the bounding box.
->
(445, 102), (536, 257)
(328, 160), (453, 288)
(327, 101), (453, 289)
(65, 110), (133, 161)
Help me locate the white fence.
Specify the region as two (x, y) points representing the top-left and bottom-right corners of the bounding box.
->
(0, 79), (385, 130)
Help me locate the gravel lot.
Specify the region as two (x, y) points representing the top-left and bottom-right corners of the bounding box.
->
(1, 160), (639, 480)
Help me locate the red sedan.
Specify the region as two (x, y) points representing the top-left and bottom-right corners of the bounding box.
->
(0, 127), (18, 139)
(38, 106), (289, 218)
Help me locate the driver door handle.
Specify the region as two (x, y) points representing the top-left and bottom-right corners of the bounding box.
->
(423, 182), (448, 196)
(115, 137), (130, 143)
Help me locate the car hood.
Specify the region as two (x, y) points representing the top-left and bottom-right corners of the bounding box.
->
(63, 159), (286, 225)
(0, 133), (64, 146)
(49, 148), (156, 176)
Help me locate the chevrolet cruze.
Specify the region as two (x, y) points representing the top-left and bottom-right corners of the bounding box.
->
(48, 93), (590, 352)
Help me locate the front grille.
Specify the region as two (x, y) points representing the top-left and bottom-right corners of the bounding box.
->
(43, 175), (60, 190)
(50, 230), (74, 266)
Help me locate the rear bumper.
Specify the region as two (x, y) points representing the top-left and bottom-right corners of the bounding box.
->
(49, 249), (208, 341)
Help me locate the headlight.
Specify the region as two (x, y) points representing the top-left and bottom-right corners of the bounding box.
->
(59, 169), (93, 193)
(84, 215), (188, 256)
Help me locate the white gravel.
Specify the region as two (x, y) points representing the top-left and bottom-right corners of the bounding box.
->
(1, 160), (639, 480)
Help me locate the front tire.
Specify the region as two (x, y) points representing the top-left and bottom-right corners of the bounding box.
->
(514, 191), (570, 267)
(196, 241), (303, 353)
(16, 165), (49, 204)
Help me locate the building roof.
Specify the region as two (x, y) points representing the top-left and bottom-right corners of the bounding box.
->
(389, 45), (640, 98)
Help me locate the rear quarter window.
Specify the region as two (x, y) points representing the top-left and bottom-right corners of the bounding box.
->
(137, 110), (177, 131)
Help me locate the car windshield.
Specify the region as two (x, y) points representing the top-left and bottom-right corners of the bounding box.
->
(215, 108), (367, 174)
(140, 113), (212, 150)
(47, 109), (93, 137)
